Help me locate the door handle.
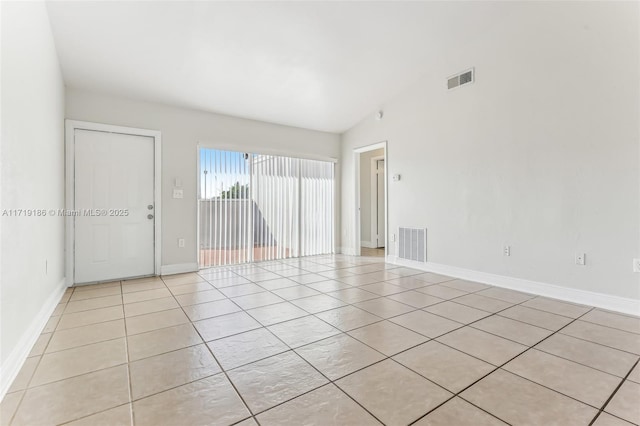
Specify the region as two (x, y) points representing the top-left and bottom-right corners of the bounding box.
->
(147, 214), (154, 219)
(148, 205), (154, 210)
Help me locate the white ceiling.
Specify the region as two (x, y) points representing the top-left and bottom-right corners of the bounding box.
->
(47, 1), (505, 133)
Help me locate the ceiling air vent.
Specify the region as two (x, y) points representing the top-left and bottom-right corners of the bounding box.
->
(447, 68), (474, 90)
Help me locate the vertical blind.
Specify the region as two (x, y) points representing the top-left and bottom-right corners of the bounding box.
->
(198, 148), (334, 267)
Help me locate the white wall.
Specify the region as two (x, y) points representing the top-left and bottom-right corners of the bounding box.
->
(1, 1), (66, 392)
(359, 148), (384, 245)
(65, 88), (341, 271)
(341, 2), (640, 300)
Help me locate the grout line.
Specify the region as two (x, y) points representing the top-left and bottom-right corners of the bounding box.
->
(15, 285), (133, 426)
(37, 332), (127, 357)
(161, 276), (257, 422)
(156, 272), (640, 424)
(407, 300), (597, 424)
(3, 288), (78, 426)
(493, 311), (573, 332)
(232, 318), (388, 424)
(566, 317), (640, 336)
(590, 307), (640, 320)
(256, 277), (472, 423)
(553, 330), (640, 357)
(60, 301), (124, 316)
(528, 345), (639, 380)
(8, 256), (639, 426)
(16, 359), (130, 389)
(119, 265), (640, 388)
(589, 357), (640, 426)
(431, 295), (640, 353)
(54, 403), (132, 425)
(120, 285), (135, 426)
(477, 305), (632, 404)
(228, 416), (259, 426)
(201, 258), (398, 422)
(124, 371), (221, 404)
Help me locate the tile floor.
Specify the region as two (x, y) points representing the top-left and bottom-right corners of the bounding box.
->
(1, 254), (639, 426)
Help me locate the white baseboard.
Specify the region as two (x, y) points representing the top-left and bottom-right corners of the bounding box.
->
(1, 277), (68, 401)
(387, 256), (640, 316)
(360, 241), (376, 249)
(160, 263), (199, 276)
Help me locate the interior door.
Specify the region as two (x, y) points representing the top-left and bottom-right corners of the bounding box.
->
(74, 129), (155, 283)
(376, 159), (385, 248)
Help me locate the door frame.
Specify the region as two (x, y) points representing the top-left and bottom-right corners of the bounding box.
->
(65, 120), (162, 285)
(370, 156), (385, 248)
(354, 141), (387, 257)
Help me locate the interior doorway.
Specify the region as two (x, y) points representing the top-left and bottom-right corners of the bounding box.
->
(354, 142), (387, 257)
(374, 158), (385, 248)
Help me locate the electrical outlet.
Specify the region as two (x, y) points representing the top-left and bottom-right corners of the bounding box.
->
(575, 253), (586, 266)
(633, 258), (640, 273)
(178, 238), (185, 248)
(503, 246), (511, 256)
(173, 188), (184, 199)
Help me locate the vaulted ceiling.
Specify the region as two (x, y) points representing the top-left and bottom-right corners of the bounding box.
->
(47, 1), (506, 132)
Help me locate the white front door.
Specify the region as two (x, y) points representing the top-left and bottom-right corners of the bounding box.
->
(376, 159), (385, 248)
(74, 129), (155, 283)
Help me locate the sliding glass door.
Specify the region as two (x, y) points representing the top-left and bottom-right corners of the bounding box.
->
(198, 148), (334, 268)
(251, 154), (299, 262)
(199, 149), (252, 267)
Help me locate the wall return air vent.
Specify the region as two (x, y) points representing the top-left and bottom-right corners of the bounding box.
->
(398, 227), (427, 263)
(447, 68), (474, 90)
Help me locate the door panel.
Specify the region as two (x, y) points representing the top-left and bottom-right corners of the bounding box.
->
(74, 129), (155, 283)
(376, 159), (385, 248)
